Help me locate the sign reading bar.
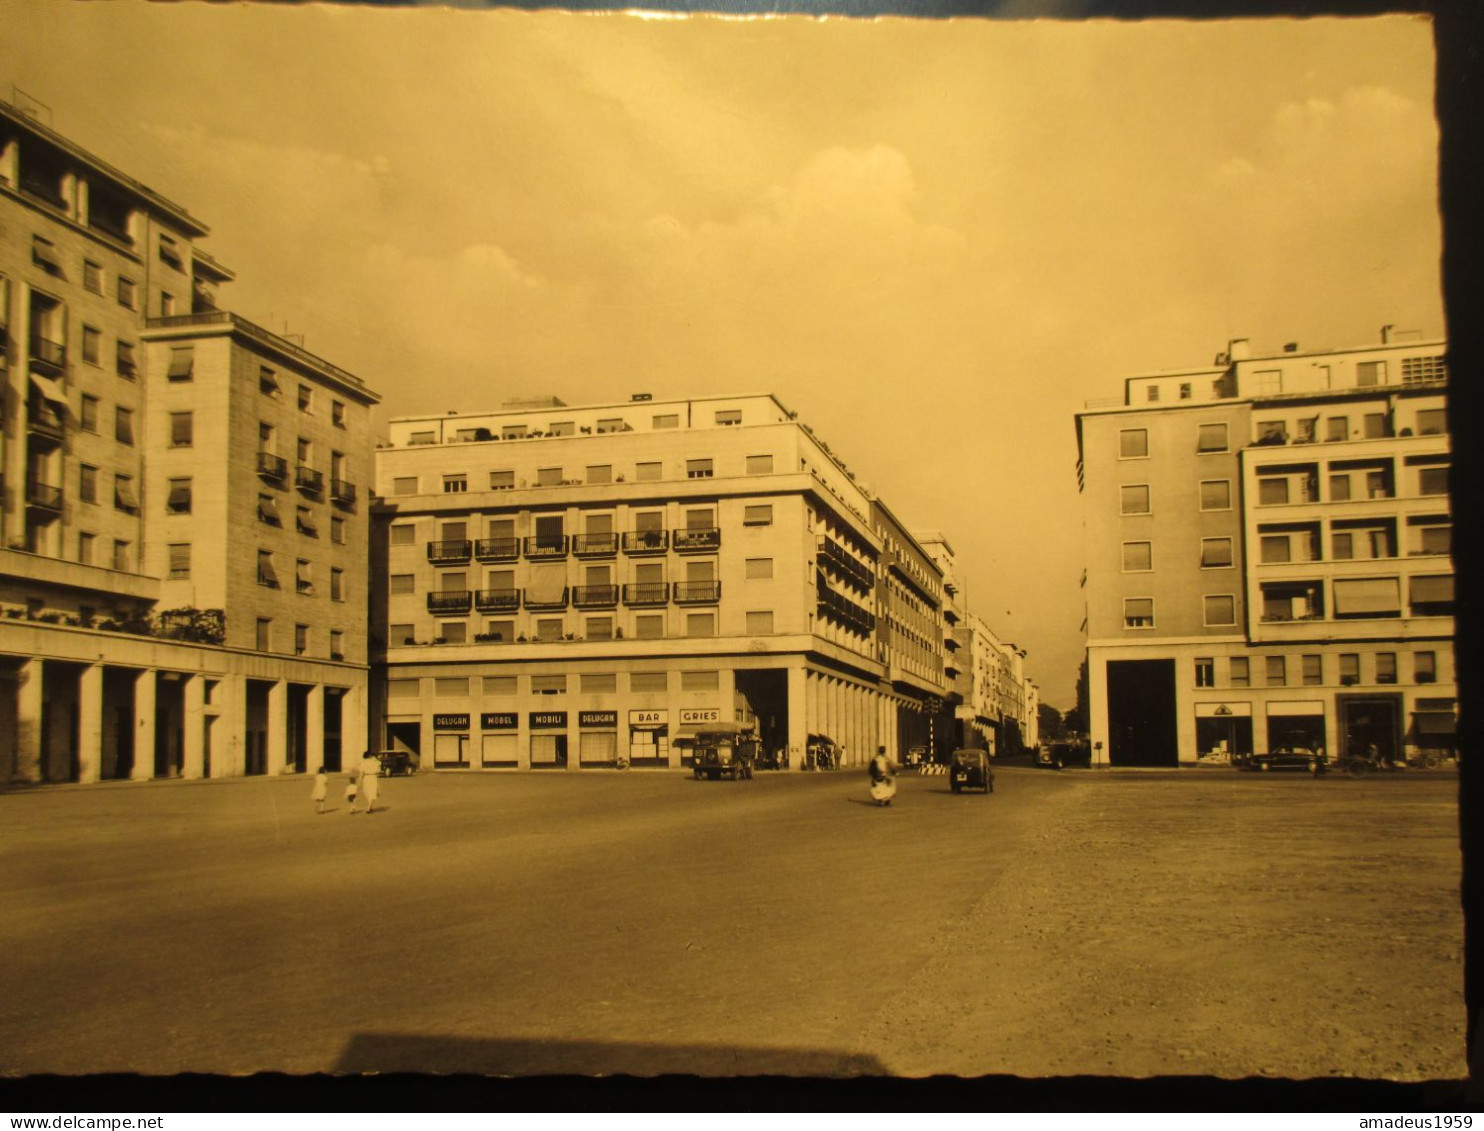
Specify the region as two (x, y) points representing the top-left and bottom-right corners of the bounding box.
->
(629, 709), (669, 727)
(529, 711), (568, 729)
(680, 708), (721, 725)
(580, 710), (618, 728)
(433, 714), (470, 731)
(481, 712), (518, 730)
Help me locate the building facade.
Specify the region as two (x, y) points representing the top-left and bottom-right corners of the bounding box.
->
(370, 394), (952, 770)
(1076, 331), (1454, 767)
(0, 99), (380, 784)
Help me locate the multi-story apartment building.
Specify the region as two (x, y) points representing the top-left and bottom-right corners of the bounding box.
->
(0, 99), (380, 783)
(370, 393), (949, 770)
(1076, 330), (1453, 767)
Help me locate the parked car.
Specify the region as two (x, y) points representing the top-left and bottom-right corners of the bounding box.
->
(1036, 739), (1092, 769)
(1235, 746), (1328, 775)
(691, 729), (758, 781)
(377, 750), (419, 777)
(949, 748), (994, 793)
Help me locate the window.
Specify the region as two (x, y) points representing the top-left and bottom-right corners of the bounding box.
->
(584, 616), (614, 640)
(82, 326), (100, 365)
(440, 622), (468, 645)
(1266, 656), (1286, 687)
(297, 384), (313, 413)
(158, 291), (175, 318)
(1415, 408), (1446, 436)
(1329, 473), (1351, 502)
(597, 417), (625, 433)
(1402, 355), (1447, 384)
(256, 618), (272, 651)
(258, 494), (281, 526)
(1203, 595), (1236, 626)
(1196, 423), (1227, 453)
(1200, 538), (1233, 568)
(331, 516), (346, 544)
(1302, 655), (1322, 686)
(80, 395), (99, 433)
(1179, 383), (1192, 400)
(168, 543), (191, 580)
(1257, 477), (1288, 506)
(746, 610), (775, 634)
(1375, 653), (1397, 685)
(1409, 574), (1454, 617)
(631, 671), (667, 692)
(1255, 420), (1287, 444)
(715, 409), (742, 426)
(434, 677), (471, 698)
(114, 474), (138, 512)
(531, 675), (567, 695)
(1199, 480), (1231, 511)
(117, 276), (136, 309)
(1119, 485), (1150, 515)
(115, 407), (134, 445)
(1362, 412), (1391, 439)
(634, 461), (662, 482)
(743, 505), (773, 526)
(681, 670), (719, 691)
(1416, 523), (1451, 556)
(1339, 654), (1360, 685)
(1229, 657), (1250, 687)
(745, 557), (773, 579)
(1326, 417), (1349, 442)
(686, 612), (716, 637)
(112, 540), (131, 571)
(484, 675), (518, 696)
(1418, 466), (1448, 496)
(1333, 577), (1402, 618)
(166, 478), (192, 514)
(1146, 386), (1160, 403)
(747, 454), (774, 475)
(296, 506), (317, 536)
(586, 464), (613, 484)
(1119, 429), (1148, 459)
(1356, 360), (1386, 387)
(78, 532), (94, 564)
(653, 414), (679, 429)
(296, 559), (314, 595)
(170, 412), (193, 447)
(1121, 542), (1152, 572)
(1251, 369), (1282, 395)
(1195, 658), (1214, 688)
(498, 424), (527, 440)
(634, 614), (665, 639)
(389, 623), (416, 646)
(545, 421), (574, 437)
(536, 467), (562, 487)
(442, 474), (467, 493)
(393, 477), (418, 496)
(1123, 598), (1154, 629)
(329, 630), (344, 660)
(332, 400), (346, 427)
(389, 574), (415, 595)
(157, 234), (183, 271)
(113, 340), (136, 379)
(258, 551), (279, 588)
(1260, 535), (1291, 564)
(389, 524), (415, 547)
(79, 465), (98, 504)
(687, 458), (714, 479)
(1415, 651), (1437, 683)
(84, 260), (102, 293)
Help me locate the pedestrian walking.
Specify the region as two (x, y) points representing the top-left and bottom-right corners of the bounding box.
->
(311, 767), (329, 814)
(345, 768), (359, 814)
(357, 750), (383, 815)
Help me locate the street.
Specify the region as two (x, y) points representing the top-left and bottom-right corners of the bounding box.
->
(0, 766), (1465, 1079)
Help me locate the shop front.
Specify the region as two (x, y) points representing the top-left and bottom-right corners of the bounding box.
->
(480, 712), (519, 767)
(627, 709), (670, 767)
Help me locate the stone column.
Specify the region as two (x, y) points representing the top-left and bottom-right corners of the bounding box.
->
(305, 683), (325, 774)
(266, 680), (288, 774)
(14, 658), (43, 783)
(181, 674), (206, 780)
(341, 683), (367, 768)
(132, 670), (157, 781)
(77, 664), (103, 784)
(786, 662), (808, 771)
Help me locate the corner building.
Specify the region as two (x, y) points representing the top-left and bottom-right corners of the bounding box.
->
(1076, 331), (1454, 767)
(0, 100), (380, 783)
(371, 394), (951, 769)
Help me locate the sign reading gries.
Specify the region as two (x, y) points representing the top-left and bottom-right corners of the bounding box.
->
(679, 708), (721, 725)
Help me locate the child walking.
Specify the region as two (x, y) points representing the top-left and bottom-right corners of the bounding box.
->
(311, 767), (329, 814)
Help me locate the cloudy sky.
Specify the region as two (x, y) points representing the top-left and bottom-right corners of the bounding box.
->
(1, 2), (1444, 705)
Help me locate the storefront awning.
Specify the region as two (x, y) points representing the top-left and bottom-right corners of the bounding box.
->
(1413, 711), (1456, 736)
(1333, 577), (1400, 617)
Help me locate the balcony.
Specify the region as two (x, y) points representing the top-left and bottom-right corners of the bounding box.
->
(622, 530), (669, 555)
(573, 533), (619, 558)
(474, 589), (521, 613)
(573, 584), (620, 608)
(257, 452), (288, 482)
(523, 587), (570, 611)
(475, 537), (520, 562)
(673, 529), (721, 553)
(330, 478), (357, 507)
(295, 466), (324, 495)
(427, 590), (472, 615)
(674, 581), (721, 604)
(427, 539), (472, 564)
(25, 480), (63, 512)
(26, 402), (65, 444)
(623, 582), (670, 606)
(523, 535), (569, 560)
(29, 334), (66, 373)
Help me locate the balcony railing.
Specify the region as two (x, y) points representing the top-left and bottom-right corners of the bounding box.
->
(673, 529), (721, 553)
(26, 402), (65, 443)
(474, 589), (521, 613)
(674, 581), (721, 604)
(330, 478), (357, 506)
(427, 539), (472, 564)
(623, 582), (670, 606)
(427, 590), (473, 614)
(622, 530), (669, 555)
(29, 334), (66, 371)
(475, 537), (521, 562)
(25, 480), (64, 511)
(523, 587), (570, 611)
(573, 533), (620, 557)
(573, 584), (620, 608)
(295, 466), (324, 494)
(257, 452), (288, 481)
(523, 535), (569, 559)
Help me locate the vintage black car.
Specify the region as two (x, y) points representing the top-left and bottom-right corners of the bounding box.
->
(690, 729), (758, 781)
(949, 748), (994, 793)
(1036, 739), (1093, 769)
(1235, 746), (1328, 775)
(377, 750), (419, 777)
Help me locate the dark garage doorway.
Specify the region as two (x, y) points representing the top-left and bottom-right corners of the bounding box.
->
(1106, 659), (1178, 767)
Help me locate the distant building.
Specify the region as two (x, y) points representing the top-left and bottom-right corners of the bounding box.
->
(369, 394), (952, 769)
(1075, 331), (1453, 766)
(0, 99), (380, 783)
